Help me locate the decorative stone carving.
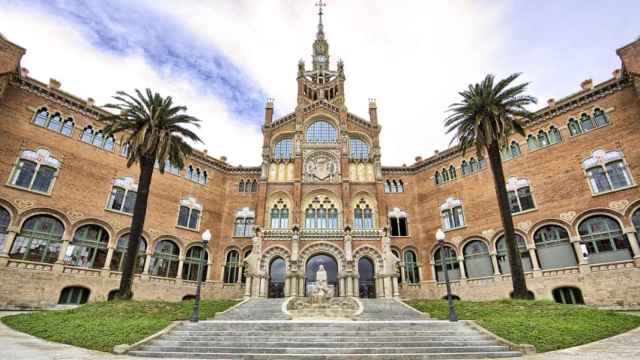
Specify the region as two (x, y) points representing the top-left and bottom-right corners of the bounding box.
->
(609, 200), (630, 211)
(381, 235), (398, 276)
(303, 151), (340, 183)
(440, 196), (462, 211)
(285, 296), (361, 320)
(236, 207), (255, 218)
(581, 149), (623, 169)
(14, 199), (34, 211)
(20, 148), (61, 169)
(506, 177), (530, 192)
(113, 176), (138, 191)
(180, 196), (202, 210)
(388, 207), (407, 218)
(481, 229), (496, 239)
(245, 230), (264, 276)
(258, 245), (289, 273)
(66, 210), (84, 221)
(517, 221), (533, 232)
(451, 236), (463, 244)
(353, 245), (383, 273)
(560, 211), (577, 222)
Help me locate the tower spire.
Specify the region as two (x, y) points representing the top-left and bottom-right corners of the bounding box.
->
(316, 0), (326, 39)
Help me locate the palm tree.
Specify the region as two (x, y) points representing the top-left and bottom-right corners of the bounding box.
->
(102, 89), (203, 299)
(444, 73), (537, 299)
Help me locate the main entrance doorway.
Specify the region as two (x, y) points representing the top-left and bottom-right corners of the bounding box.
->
(268, 257), (285, 298)
(358, 257), (376, 298)
(305, 254), (338, 296)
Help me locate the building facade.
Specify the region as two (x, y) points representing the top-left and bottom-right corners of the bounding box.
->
(1, 15), (640, 309)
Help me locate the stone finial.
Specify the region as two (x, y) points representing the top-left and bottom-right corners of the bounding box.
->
(368, 98), (377, 108)
(266, 98), (274, 108)
(415, 156), (422, 162)
(612, 69), (622, 79)
(220, 156), (227, 162)
(86, 97), (95, 106)
(48, 78), (61, 89)
(20, 67), (29, 77)
(580, 78), (593, 91)
(434, 149), (439, 155)
(547, 98), (556, 107)
(203, 149), (208, 154)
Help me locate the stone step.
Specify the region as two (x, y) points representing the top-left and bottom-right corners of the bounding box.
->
(157, 337), (493, 344)
(177, 321), (467, 330)
(169, 330), (481, 337)
(137, 345), (511, 354)
(127, 351), (523, 359)
(150, 340), (501, 348)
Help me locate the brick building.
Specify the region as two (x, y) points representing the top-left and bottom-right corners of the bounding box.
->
(1, 17), (640, 309)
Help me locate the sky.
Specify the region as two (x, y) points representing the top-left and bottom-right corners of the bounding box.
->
(0, 0), (638, 166)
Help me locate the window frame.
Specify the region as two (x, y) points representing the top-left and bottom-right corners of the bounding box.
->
(64, 224), (110, 269)
(273, 137), (294, 160)
(176, 199), (202, 232)
(105, 185), (137, 215)
(349, 137), (370, 160)
(223, 249), (241, 283)
(149, 239), (180, 278)
(110, 234), (147, 273)
(9, 215), (64, 264)
(305, 120), (337, 143)
(7, 149), (61, 195)
(182, 245), (208, 281)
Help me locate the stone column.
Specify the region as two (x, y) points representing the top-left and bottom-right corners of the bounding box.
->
(346, 275), (354, 297)
(457, 256), (466, 280)
(623, 227), (640, 266)
(284, 276), (290, 297)
(103, 246), (115, 270)
(418, 265), (424, 282)
(490, 253), (500, 276)
(570, 236), (588, 265)
(54, 234), (72, 272)
(528, 246), (541, 277)
(298, 275), (305, 296)
(391, 275), (400, 297)
(0, 229), (17, 266)
(259, 275), (268, 298)
(289, 276), (297, 297)
(244, 276), (252, 298)
(206, 260), (213, 281)
(383, 276), (393, 298)
(176, 256), (185, 282)
(399, 262), (406, 284)
(142, 252), (152, 275)
(339, 276), (345, 297)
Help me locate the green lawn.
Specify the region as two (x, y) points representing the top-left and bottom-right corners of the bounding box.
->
(2, 299), (238, 352)
(408, 299), (640, 352)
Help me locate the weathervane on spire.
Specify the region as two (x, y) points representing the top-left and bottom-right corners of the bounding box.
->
(315, 0), (326, 35)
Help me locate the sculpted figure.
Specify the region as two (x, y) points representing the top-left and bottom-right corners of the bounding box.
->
(244, 228), (263, 276)
(382, 229), (399, 276)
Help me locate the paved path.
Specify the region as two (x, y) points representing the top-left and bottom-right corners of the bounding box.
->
(1, 311), (639, 360)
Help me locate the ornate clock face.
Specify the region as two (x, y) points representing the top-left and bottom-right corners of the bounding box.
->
(317, 55), (327, 63)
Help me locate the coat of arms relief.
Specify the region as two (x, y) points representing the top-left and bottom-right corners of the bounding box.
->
(303, 151), (340, 183)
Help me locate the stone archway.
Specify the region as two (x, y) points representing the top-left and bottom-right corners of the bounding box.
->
(305, 254), (339, 296)
(353, 245), (384, 298)
(298, 242), (346, 296)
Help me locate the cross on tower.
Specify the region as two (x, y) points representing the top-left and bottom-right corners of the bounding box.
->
(315, 0), (326, 16)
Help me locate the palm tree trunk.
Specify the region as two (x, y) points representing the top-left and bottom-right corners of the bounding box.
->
(117, 154), (155, 299)
(486, 142), (531, 299)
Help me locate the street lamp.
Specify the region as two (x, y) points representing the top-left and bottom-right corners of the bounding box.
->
(191, 229), (212, 323)
(436, 228), (458, 322)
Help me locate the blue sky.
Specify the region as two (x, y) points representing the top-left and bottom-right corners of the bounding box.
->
(0, 0), (637, 165)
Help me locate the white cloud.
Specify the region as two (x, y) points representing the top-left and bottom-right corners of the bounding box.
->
(2, 1), (509, 165)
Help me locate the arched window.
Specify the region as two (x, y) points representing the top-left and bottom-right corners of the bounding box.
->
(59, 286), (90, 305)
(61, 118), (74, 136)
(582, 150), (632, 194)
(593, 108), (608, 127)
(496, 234), (532, 274)
(552, 287), (584, 305)
(548, 126), (562, 144)
(633, 208), (640, 234)
(186, 165), (194, 180)
(33, 107), (49, 126)
(358, 257), (376, 298)
(534, 225), (577, 269)
(580, 113), (594, 131)
(65, 225), (109, 269)
(250, 179), (257, 192)
(270, 199), (289, 229)
(403, 249), (419, 283)
(350, 138), (369, 160)
(234, 208), (255, 237)
(441, 197), (464, 230)
(238, 180), (245, 192)
(470, 158), (479, 172)
(434, 171), (442, 185)
(353, 199), (374, 230)
(273, 137), (293, 160)
(304, 196), (339, 230)
(388, 208), (408, 236)
(110, 234), (147, 273)
(103, 136), (115, 151)
(578, 215), (631, 264)
(510, 141), (521, 158)
(0, 207), (11, 251)
(305, 120), (337, 143)
(92, 131), (104, 147)
(241, 249), (252, 284)
(9, 149), (60, 194)
(47, 113), (63, 132)
(442, 168), (449, 182)
(527, 135), (539, 150)
(506, 177), (535, 214)
(463, 240), (493, 278)
(397, 180), (405, 192)
(384, 181), (391, 193)
(80, 126), (94, 143)
(537, 130), (549, 147)
(120, 141), (130, 156)
(149, 240), (180, 278)
(182, 246), (208, 281)
(461, 161), (470, 176)
(448, 166), (456, 180)
(177, 197), (202, 230)
(568, 118), (582, 136)
(107, 177), (137, 214)
(10, 215), (64, 263)
(434, 246), (460, 282)
(223, 249), (240, 283)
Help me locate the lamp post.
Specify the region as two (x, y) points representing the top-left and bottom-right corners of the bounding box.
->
(191, 229), (211, 323)
(436, 228), (458, 322)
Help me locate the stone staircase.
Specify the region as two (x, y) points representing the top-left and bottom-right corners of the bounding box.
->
(128, 298), (522, 359)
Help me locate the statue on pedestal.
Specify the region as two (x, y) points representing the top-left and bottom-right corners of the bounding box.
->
(382, 228), (399, 276)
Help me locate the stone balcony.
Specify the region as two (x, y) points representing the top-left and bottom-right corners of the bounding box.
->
(261, 228), (383, 242)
